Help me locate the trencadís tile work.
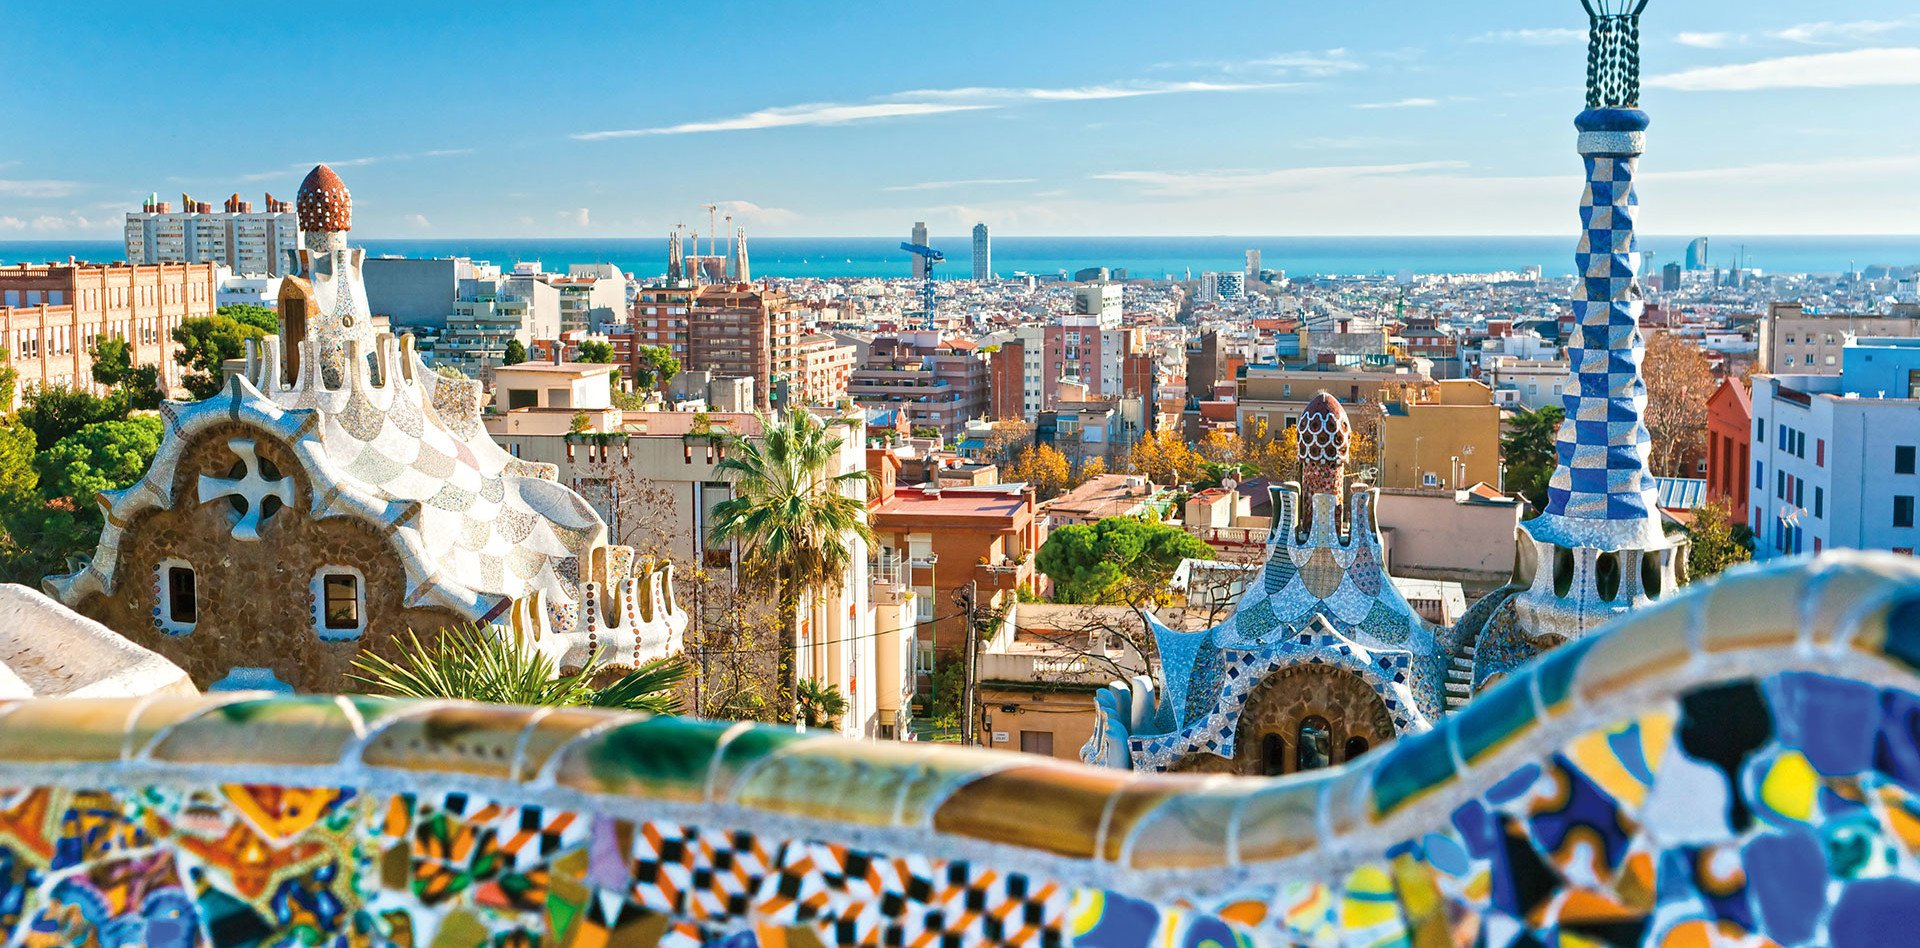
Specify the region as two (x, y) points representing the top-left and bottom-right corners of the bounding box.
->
(0, 554), (1913, 946)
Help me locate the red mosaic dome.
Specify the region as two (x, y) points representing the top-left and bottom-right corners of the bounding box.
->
(1297, 391), (1351, 469)
(296, 164), (351, 232)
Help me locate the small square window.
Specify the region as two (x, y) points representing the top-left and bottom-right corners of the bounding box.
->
(167, 566), (197, 626)
(322, 574), (359, 630)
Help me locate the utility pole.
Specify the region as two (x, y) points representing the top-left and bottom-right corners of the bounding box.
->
(954, 581), (980, 745)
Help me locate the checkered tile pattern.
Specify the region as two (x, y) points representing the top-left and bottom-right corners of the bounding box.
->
(1546, 152), (1658, 525)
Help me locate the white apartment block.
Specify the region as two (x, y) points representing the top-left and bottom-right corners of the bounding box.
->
(1749, 339), (1920, 561)
(125, 194), (300, 276)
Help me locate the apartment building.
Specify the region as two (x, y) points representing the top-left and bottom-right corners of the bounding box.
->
(553, 264), (627, 333)
(1234, 362), (1427, 436)
(1757, 301), (1920, 375)
(124, 193), (299, 276)
(1376, 379), (1501, 491)
(867, 449), (1042, 660)
(686, 284), (802, 410)
(1749, 339), (1920, 560)
(0, 260), (217, 402)
(1705, 378), (1752, 508)
(845, 331), (991, 439)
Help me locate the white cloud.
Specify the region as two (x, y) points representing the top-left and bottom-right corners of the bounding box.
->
(30, 212), (106, 233)
(1092, 161), (1470, 197)
(714, 200), (798, 227)
(881, 178), (1036, 192)
(1354, 98), (1437, 110)
(237, 149), (469, 183)
(573, 80), (1287, 140)
(0, 216), (23, 231)
(1470, 28), (1585, 46)
(1773, 18), (1914, 45)
(1649, 48), (1920, 91)
(576, 102), (990, 139)
(404, 213), (431, 229)
(0, 179), (85, 198)
(1642, 154), (1920, 185)
(570, 208), (590, 227)
(1676, 32), (1738, 49)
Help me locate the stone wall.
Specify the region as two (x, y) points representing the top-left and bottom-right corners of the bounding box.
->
(1171, 662), (1395, 776)
(71, 420), (468, 692)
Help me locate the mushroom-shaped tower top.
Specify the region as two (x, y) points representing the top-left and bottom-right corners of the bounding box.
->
(296, 164), (351, 232)
(1298, 391), (1351, 497)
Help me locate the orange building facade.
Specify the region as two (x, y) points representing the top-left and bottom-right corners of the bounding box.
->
(866, 449), (1043, 658)
(0, 260), (218, 403)
(1705, 377), (1752, 508)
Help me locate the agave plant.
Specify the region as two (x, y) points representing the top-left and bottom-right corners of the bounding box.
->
(351, 623), (688, 713)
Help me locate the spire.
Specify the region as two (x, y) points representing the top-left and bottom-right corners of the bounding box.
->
(296, 165), (352, 232)
(734, 227), (751, 284)
(668, 226), (684, 283)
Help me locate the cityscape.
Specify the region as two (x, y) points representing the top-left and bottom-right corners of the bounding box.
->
(1, 1), (1919, 946)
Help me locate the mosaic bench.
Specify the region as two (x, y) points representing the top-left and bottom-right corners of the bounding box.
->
(0, 551), (1915, 947)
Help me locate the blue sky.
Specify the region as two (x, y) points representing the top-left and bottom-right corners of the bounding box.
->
(4, 1), (1919, 238)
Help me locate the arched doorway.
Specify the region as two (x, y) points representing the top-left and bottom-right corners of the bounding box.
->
(1223, 662), (1396, 776)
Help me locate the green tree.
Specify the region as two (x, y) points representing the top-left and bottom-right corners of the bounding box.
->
(90, 337), (162, 410)
(1037, 516), (1213, 604)
(796, 678), (850, 729)
(709, 410), (876, 721)
(216, 303), (280, 334)
(503, 338), (529, 366)
(173, 315), (268, 401)
(1686, 500), (1754, 580)
(632, 344), (680, 391)
(37, 417), (164, 505)
(1502, 406), (1564, 512)
(352, 623), (688, 712)
(577, 340), (614, 364)
(0, 422), (34, 504)
(569, 410), (591, 434)
(19, 385), (125, 450)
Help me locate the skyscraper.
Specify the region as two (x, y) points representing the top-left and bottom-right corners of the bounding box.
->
(910, 222), (930, 279)
(1245, 249), (1261, 281)
(972, 223), (991, 281)
(1685, 236), (1710, 271)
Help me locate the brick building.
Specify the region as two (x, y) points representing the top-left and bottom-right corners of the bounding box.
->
(867, 449), (1042, 660)
(0, 259), (218, 403)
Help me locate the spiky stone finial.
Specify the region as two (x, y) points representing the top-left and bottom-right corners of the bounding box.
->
(1583, 0), (1650, 110)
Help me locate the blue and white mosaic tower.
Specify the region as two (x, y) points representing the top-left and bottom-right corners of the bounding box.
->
(1509, 0), (1685, 640)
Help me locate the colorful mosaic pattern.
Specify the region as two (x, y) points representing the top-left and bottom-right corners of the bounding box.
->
(1532, 106), (1663, 554)
(48, 171), (686, 671)
(6, 554), (1918, 945)
(1088, 406), (1448, 769)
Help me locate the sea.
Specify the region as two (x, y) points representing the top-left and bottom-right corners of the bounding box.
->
(5, 235), (1919, 280)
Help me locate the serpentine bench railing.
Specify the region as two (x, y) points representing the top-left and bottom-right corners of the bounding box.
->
(0, 552), (1916, 947)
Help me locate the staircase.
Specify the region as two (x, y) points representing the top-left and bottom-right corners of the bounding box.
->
(1444, 645), (1477, 713)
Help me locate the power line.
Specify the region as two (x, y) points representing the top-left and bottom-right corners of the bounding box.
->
(680, 611), (970, 657)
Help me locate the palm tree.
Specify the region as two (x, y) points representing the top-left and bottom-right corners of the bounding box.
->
(796, 678), (850, 729)
(351, 623), (688, 712)
(709, 409), (875, 722)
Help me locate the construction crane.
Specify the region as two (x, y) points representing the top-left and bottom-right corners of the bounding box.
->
(899, 240), (945, 330)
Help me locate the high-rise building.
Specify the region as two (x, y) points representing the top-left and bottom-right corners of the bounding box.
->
(1661, 261), (1682, 293)
(686, 284), (803, 409)
(972, 223), (991, 281)
(845, 331), (990, 438)
(1685, 236), (1711, 271)
(1245, 249), (1262, 281)
(1198, 271), (1243, 302)
(124, 192), (300, 276)
(910, 222), (930, 279)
